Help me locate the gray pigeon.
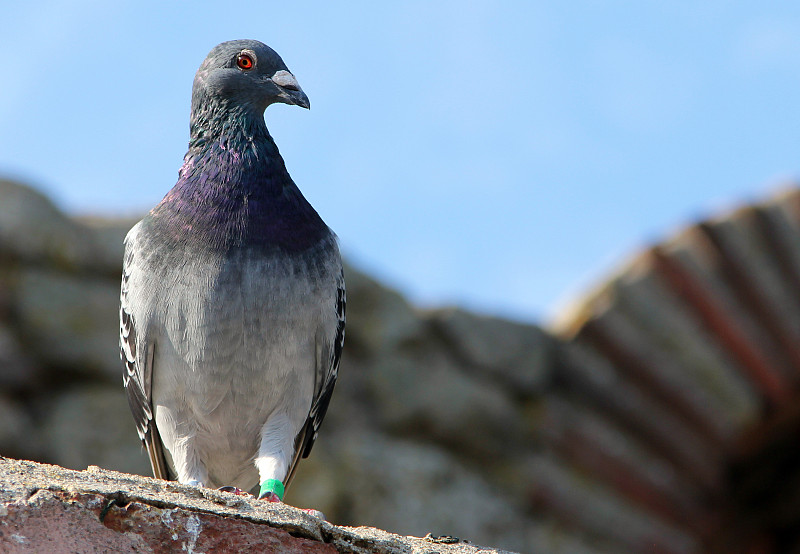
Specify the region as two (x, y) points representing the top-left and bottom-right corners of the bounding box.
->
(119, 39), (344, 504)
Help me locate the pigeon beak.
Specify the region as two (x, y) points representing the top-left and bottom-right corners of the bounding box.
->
(271, 70), (310, 109)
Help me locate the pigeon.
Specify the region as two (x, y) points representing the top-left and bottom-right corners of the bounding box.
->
(119, 39), (344, 505)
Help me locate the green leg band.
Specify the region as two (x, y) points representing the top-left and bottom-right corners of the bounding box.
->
(260, 479), (285, 501)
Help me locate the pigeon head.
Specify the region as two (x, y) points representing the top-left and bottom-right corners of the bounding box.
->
(192, 39), (310, 115)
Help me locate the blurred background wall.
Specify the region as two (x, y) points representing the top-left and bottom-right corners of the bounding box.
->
(3, 177), (800, 553)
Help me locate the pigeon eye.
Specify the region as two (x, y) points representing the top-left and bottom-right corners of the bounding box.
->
(236, 53), (254, 70)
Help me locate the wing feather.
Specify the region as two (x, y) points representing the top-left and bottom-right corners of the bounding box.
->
(285, 267), (345, 488)
(120, 228), (169, 480)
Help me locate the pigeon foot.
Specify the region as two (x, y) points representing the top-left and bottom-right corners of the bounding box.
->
(258, 491), (282, 502)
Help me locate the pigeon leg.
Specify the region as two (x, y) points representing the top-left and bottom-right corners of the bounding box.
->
(167, 435), (209, 488)
(255, 413), (293, 502)
(254, 415), (326, 518)
(154, 403), (209, 487)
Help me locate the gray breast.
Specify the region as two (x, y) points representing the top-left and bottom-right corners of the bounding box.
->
(144, 236), (341, 487)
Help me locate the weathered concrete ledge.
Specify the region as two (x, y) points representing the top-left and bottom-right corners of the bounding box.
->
(0, 457), (514, 553)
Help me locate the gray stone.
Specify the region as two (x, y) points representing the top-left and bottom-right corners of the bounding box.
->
(429, 307), (553, 396)
(557, 341), (723, 487)
(664, 229), (795, 384)
(612, 264), (760, 429)
(367, 342), (526, 458)
(292, 430), (536, 553)
(0, 395), (42, 461)
(0, 323), (39, 390)
(343, 262), (424, 354)
(13, 267), (120, 382)
(719, 209), (800, 348)
(74, 216), (138, 276)
(0, 179), (104, 273)
(39, 385), (151, 477)
(526, 454), (697, 554)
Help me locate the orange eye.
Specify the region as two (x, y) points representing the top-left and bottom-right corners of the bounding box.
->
(236, 53), (254, 70)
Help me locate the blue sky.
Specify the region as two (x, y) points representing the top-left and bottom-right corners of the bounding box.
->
(2, 2), (799, 323)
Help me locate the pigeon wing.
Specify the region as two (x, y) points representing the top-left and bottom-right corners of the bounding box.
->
(285, 267), (345, 489)
(120, 224), (169, 480)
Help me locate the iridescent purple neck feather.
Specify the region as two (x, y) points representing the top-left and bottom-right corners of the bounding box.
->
(149, 97), (326, 255)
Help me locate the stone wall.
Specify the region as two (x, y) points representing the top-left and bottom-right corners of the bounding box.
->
(3, 178), (800, 553)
